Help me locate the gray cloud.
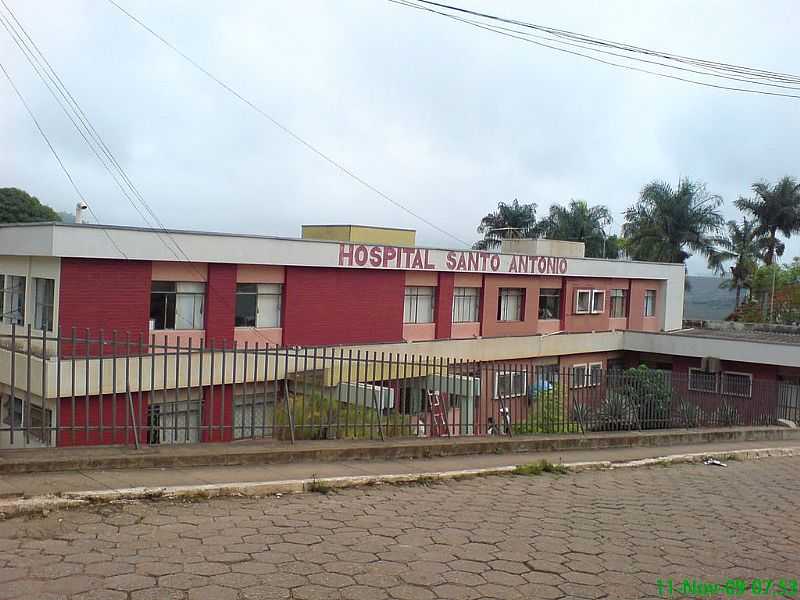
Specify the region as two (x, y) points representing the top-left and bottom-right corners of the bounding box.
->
(1, 0), (799, 274)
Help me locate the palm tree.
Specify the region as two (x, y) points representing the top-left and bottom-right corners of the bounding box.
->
(535, 200), (615, 258)
(474, 199), (537, 250)
(622, 178), (725, 264)
(708, 219), (765, 307)
(734, 176), (800, 265)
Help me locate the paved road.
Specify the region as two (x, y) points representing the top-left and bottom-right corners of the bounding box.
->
(1, 458), (797, 600)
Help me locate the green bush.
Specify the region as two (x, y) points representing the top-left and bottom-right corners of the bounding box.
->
(513, 384), (580, 434)
(275, 392), (411, 440)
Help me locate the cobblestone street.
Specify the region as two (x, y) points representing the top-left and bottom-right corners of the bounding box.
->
(1, 458), (798, 600)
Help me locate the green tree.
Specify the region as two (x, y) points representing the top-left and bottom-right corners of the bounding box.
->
(622, 178), (724, 265)
(534, 200), (617, 258)
(0, 188), (62, 224)
(707, 219), (765, 307)
(734, 176), (800, 265)
(474, 199), (537, 250)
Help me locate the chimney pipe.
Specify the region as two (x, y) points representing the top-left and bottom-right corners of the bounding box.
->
(75, 201), (88, 224)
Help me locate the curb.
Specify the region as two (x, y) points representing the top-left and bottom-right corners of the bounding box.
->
(2, 446), (798, 519)
(3, 427), (799, 474)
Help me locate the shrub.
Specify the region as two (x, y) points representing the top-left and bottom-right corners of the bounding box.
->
(674, 399), (705, 428)
(275, 392), (411, 440)
(713, 401), (741, 426)
(513, 384), (580, 434)
(606, 365), (673, 430)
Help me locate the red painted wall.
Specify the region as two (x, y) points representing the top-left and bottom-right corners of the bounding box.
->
(562, 277), (612, 333)
(204, 263), (237, 347)
(59, 258), (152, 355)
(202, 386), (233, 442)
(282, 267), (405, 346)
(435, 272), (455, 339)
(628, 280), (661, 331)
(58, 392), (148, 446)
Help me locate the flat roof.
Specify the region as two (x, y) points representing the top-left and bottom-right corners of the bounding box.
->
(667, 327), (800, 347)
(0, 222), (685, 267)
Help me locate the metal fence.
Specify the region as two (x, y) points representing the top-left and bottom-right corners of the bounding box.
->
(0, 326), (791, 449)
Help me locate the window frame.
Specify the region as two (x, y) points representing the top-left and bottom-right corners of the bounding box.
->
(451, 287), (480, 323)
(498, 287), (525, 322)
(575, 289), (592, 314)
(720, 371), (753, 398)
(590, 290), (605, 314)
(537, 288), (561, 320)
(644, 289), (657, 317)
(2, 274), (26, 326)
(149, 281), (206, 331)
(609, 288), (627, 318)
(235, 283), (283, 328)
(494, 370), (528, 399)
(588, 362), (604, 386)
(33, 277), (55, 332)
(403, 286), (436, 324)
(688, 367), (718, 393)
(570, 363), (588, 388)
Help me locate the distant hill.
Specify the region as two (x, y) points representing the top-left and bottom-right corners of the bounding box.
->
(684, 275), (738, 321)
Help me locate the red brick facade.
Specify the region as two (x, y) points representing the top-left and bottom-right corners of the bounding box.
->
(58, 258), (152, 355)
(282, 267), (405, 346)
(204, 263), (237, 347)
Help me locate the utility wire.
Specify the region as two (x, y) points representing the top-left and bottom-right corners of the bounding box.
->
(0, 4), (277, 347)
(105, 0), (472, 248)
(390, 0), (800, 100)
(405, 0), (800, 84)
(0, 59), (129, 259)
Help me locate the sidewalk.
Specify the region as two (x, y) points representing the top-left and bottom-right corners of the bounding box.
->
(2, 438), (798, 500)
(2, 425), (799, 473)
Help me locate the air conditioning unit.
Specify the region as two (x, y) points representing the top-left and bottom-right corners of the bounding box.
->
(701, 357), (721, 373)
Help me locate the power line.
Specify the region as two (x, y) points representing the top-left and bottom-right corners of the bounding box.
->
(104, 0), (472, 248)
(390, 0), (800, 100)
(0, 60), (129, 259)
(0, 3), (277, 346)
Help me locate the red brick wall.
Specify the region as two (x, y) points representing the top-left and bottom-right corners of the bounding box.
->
(283, 267), (405, 346)
(202, 386), (233, 442)
(435, 272), (455, 339)
(204, 263), (237, 348)
(59, 258), (152, 355)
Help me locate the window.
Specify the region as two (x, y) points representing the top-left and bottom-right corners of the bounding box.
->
(721, 372), (752, 398)
(150, 281), (205, 330)
(591, 290), (605, 314)
(575, 289), (591, 314)
(33, 278), (55, 331)
(147, 389), (202, 444)
(538, 288), (561, 320)
(494, 371), (527, 399)
(588, 362), (603, 386)
(404, 286), (435, 324)
(452, 287), (480, 323)
(2, 394), (23, 428)
(644, 289), (657, 317)
(235, 283), (282, 328)
(498, 288), (524, 321)
(571, 364), (588, 388)
(1, 395), (51, 443)
(1, 275), (26, 325)
(610, 289), (627, 318)
(688, 368), (718, 393)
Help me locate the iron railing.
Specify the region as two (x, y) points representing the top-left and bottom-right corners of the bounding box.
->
(0, 326), (790, 449)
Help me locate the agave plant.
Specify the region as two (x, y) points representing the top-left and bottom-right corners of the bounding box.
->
(713, 401), (741, 427)
(675, 399), (705, 428)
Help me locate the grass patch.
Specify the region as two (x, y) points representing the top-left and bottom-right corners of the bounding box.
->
(723, 454), (741, 461)
(308, 474), (333, 495)
(513, 460), (567, 476)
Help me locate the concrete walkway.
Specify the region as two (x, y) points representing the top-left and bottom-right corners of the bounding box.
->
(2, 438), (798, 499)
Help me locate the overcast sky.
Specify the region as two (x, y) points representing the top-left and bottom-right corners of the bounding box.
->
(1, 0), (799, 274)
